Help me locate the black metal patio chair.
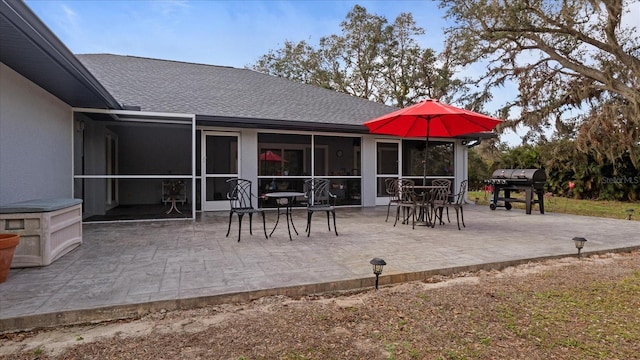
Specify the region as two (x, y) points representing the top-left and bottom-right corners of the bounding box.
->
(384, 178), (399, 222)
(303, 178), (338, 237)
(225, 178), (268, 242)
(393, 179), (419, 229)
(433, 180), (467, 230)
(429, 178), (452, 223)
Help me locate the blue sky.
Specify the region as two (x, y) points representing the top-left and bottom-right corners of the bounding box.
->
(25, 0), (447, 68)
(23, 1), (640, 145)
(26, 0), (527, 141)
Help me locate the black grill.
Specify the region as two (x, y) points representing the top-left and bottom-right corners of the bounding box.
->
(485, 169), (547, 214)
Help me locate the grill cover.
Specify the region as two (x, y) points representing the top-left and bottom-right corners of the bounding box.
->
(491, 169), (546, 184)
(487, 168), (547, 214)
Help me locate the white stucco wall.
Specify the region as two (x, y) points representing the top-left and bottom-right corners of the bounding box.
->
(0, 63), (73, 204)
(455, 140), (468, 199)
(361, 135), (378, 207)
(240, 129), (259, 184)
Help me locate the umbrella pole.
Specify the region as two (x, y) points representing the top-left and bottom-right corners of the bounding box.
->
(423, 117), (431, 186)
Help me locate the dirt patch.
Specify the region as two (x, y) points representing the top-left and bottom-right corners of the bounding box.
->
(1, 251), (639, 359)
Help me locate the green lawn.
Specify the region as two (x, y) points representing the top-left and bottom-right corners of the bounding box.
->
(468, 190), (640, 221)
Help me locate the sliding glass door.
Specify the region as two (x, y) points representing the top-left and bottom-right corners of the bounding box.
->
(202, 131), (239, 211)
(375, 140), (401, 205)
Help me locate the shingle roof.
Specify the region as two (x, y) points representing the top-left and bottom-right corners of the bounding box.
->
(76, 54), (395, 128)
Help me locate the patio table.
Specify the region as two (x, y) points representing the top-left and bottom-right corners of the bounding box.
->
(410, 185), (447, 226)
(264, 192), (305, 240)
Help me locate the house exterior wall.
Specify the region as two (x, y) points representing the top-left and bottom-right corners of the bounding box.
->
(71, 119), (467, 221)
(360, 134), (466, 207)
(455, 142), (468, 195)
(239, 129), (259, 183)
(361, 135), (378, 207)
(0, 63), (73, 205)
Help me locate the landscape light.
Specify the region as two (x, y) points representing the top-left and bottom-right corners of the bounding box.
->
(369, 258), (386, 290)
(572, 237), (587, 257)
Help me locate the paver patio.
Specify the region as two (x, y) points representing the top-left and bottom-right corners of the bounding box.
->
(1, 205), (639, 333)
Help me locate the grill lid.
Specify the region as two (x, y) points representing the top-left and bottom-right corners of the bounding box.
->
(492, 169), (516, 179)
(491, 168), (547, 182)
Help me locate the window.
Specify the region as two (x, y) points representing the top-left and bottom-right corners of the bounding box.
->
(402, 139), (454, 178)
(257, 133), (362, 206)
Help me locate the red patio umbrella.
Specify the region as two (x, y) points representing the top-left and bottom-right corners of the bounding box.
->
(363, 99), (503, 184)
(259, 151), (286, 162)
(260, 151), (287, 176)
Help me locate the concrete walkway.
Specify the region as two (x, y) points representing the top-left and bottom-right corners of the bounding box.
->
(1, 205), (639, 333)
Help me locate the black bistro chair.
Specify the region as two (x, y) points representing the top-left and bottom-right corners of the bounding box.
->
(384, 178), (397, 222)
(225, 178), (268, 242)
(433, 180), (467, 230)
(393, 179), (419, 229)
(429, 178), (452, 223)
(303, 178), (338, 237)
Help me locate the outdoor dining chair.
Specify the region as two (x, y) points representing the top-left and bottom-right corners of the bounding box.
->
(303, 178), (338, 237)
(429, 178), (452, 222)
(393, 179), (419, 229)
(432, 178), (452, 190)
(384, 178), (399, 222)
(433, 180), (468, 230)
(225, 178), (268, 242)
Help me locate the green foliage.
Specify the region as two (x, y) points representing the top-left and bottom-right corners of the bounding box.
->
(467, 148), (490, 190)
(442, 0), (640, 170)
(385, 343), (397, 360)
(494, 144), (541, 170)
(472, 139), (639, 201)
(251, 5), (467, 108)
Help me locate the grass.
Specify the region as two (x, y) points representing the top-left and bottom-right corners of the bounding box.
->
(497, 270), (640, 358)
(468, 190), (640, 220)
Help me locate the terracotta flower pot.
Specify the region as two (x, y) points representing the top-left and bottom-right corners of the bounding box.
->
(0, 234), (20, 283)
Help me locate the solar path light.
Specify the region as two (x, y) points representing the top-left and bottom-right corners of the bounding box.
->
(370, 258), (386, 290)
(572, 237), (587, 257)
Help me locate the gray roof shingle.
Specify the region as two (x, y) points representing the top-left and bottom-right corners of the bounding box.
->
(76, 54), (395, 127)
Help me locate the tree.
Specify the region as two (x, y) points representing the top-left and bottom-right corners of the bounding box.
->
(251, 5), (458, 107)
(495, 144), (542, 169)
(441, 0), (640, 168)
(467, 147), (491, 190)
(318, 5), (388, 101)
(251, 40), (327, 89)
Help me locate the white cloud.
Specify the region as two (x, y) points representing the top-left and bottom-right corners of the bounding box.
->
(61, 4), (77, 26)
(152, 0), (190, 16)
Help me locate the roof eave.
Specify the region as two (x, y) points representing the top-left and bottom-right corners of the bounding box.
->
(0, 0), (121, 109)
(196, 115), (501, 138)
(196, 115), (370, 134)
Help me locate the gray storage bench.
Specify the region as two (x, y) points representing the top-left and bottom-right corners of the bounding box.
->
(0, 198), (83, 267)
